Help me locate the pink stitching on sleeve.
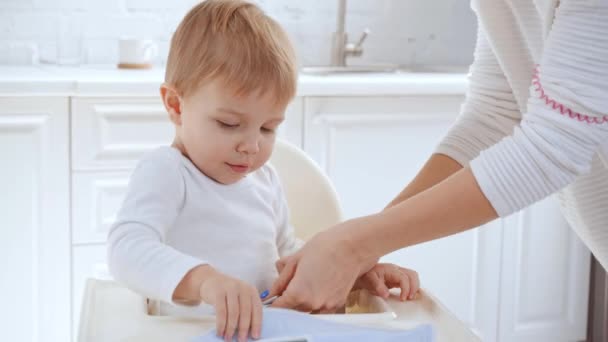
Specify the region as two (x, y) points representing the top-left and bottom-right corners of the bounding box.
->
(532, 65), (608, 124)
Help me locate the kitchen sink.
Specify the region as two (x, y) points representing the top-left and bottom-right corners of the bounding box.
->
(300, 65), (468, 76)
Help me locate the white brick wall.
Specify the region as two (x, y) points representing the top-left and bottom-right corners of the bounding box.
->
(0, 0), (476, 67)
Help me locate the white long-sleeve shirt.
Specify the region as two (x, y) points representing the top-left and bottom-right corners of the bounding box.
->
(435, 0), (608, 268)
(107, 146), (302, 315)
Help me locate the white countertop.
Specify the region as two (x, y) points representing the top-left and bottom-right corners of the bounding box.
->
(0, 65), (468, 97)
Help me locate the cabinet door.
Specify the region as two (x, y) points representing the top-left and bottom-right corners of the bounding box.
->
(303, 95), (500, 340)
(0, 97), (71, 342)
(498, 197), (591, 342)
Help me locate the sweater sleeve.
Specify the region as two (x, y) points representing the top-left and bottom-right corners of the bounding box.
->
(470, 1), (608, 216)
(107, 153), (205, 304)
(434, 18), (522, 165)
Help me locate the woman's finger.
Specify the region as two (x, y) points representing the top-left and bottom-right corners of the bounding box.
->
(270, 258), (297, 297)
(271, 281), (313, 312)
(275, 257), (288, 273)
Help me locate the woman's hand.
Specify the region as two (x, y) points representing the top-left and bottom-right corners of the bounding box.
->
(270, 217), (378, 311)
(198, 266), (263, 342)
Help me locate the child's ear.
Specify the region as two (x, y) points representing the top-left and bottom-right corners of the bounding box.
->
(160, 83), (183, 125)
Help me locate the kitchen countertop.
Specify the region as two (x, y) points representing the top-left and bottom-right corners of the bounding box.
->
(0, 65), (468, 97)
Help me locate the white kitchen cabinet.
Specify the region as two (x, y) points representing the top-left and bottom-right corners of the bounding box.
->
(303, 95), (591, 342)
(70, 96), (304, 171)
(498, 198), (591, 342)
(0, 97), (71, 342)
(0, 66), (592, 342)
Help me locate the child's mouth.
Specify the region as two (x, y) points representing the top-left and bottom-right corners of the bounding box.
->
(226, 163), (249, 173)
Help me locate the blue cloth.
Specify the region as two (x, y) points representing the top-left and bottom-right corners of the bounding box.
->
(193, 308), (434, 342)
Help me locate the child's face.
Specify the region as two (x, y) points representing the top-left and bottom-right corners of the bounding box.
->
(163, 80), (286, 185)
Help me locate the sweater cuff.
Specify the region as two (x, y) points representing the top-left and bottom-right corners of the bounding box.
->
(434, 142), (475, 168)
(469, 130), (551, 218)
(159, 256), (208, 305)
(470, 152), (512, 217)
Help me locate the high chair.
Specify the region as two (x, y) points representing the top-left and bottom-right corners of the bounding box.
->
(77, 139), (345, 341)
(268, 137), (344, 240)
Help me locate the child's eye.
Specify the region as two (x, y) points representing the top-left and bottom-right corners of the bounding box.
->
(217, 120), (239, 129)
(261, 127), (276, 134)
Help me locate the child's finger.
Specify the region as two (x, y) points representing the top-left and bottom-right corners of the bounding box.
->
(225, 292), (239, 342)
(400, 268), (420, 300)
(409, 274), (420, 300)
(399, 274), (411, 301)
(251, 295), (263, 339)
(376, 282), (390, 299)
(215, 294), (228, 338)
(367, 271), (389, 298)
(237, 291), (253, 342)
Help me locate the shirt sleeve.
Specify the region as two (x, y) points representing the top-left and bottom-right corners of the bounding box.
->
(434, 18), (522, 166)
(470, 1), (608, 216)
(106, 153), (206, 304)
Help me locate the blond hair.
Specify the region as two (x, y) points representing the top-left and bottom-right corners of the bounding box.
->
(165, 0), (297, 105)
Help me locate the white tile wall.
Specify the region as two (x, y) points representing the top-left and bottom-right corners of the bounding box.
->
(0, 0), (476, 67)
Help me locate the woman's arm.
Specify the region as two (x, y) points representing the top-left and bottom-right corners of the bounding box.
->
(271, 2), (608, 311)
(388, 16), (521, 208)
(385, 154), (462, 208)
(353, 167), (497, 261)
(365, 1), (608, 257)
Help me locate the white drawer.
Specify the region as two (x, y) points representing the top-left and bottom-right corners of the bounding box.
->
(72, 171), (131, 244)
(71, 97), (305, 171)
(71, 97), (173, 171)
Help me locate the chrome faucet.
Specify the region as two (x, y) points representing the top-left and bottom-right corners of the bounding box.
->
(330, 0), (370, 67)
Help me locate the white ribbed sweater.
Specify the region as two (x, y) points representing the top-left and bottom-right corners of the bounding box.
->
(435, 0), (608, 268)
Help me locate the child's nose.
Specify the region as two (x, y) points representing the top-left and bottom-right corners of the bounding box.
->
(237, 134), (261, 154)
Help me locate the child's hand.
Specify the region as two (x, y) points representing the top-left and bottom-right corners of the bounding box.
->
(198, 267), (263, 342)
(354, 263), (420, 301)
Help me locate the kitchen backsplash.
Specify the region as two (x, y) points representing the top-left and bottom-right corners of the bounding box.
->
(0, 0), (477, 67)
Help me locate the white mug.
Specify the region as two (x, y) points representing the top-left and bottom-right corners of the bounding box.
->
(117, 38), (158, 68)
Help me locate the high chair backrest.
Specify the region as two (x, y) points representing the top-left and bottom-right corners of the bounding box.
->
(269, 139), (343, 241)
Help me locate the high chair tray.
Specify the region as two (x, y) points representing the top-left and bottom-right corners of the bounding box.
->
(78, 279), (479, 342)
